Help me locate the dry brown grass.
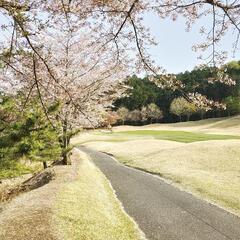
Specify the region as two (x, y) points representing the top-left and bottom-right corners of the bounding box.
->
(54, 149), (145, 240)
(114, 115), (240, 136)
(0, 167), (64, 240)
(0, 149), (145, 240)
(71, 131), (117, 145)
(85, 139), (184, 163)
(84, 139), (240, 216)
(0, 174), (33, 202)
(73, 116), (240, 216)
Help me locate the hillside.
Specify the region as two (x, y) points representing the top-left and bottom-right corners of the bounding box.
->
(114, 115), (240, 135)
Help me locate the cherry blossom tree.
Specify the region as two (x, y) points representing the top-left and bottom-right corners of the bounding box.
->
(1, 1), (240, 76)
(0, 9), (129, 164)
(128, 109), (142, 123)
(1, 0), (240, 121)
(117, 107), (130, 125)
(102, 111), (119, 130)
(141, 103), (163, 123)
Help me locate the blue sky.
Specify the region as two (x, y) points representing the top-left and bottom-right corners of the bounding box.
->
(0, 11), (239, 74)
(144, 12), (240, 73)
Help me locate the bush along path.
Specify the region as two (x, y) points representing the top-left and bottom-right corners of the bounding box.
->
(79, 146), (240, 240)
(0, 149), (145, 240)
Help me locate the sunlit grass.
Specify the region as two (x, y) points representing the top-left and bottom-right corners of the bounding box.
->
(83, 139), (240, 216)
(73, 117), (240, 216)
(114, 115), (240, 135)
(73, 129), (240, 145)
(54, 150), (145, 240)
(108, 130), (240, 143)
(72, 117), (240, 215)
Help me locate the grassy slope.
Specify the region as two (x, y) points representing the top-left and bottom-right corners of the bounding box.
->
(54, 150), (145, 240)
(114, 115), (240, 136)
(73, 116), (240, 216)
(72, 129), (240, 146)
(1, 150), (144, 240)
(84, 140), (240, 215)
(104, 130), (240, 143)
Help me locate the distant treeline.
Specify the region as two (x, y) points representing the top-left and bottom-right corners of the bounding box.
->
(114, 60), (240, 124)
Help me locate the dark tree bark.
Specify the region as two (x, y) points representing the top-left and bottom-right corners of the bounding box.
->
(62, 118), (69, 165)
(43, 161), (47, 169)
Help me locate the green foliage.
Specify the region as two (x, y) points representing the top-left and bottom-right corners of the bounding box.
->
(170, 97), (197, 121)
(0, 95), (61, 176)
(0, 160), (38, 179)
(115, 75), (167, 111)
(225, 60), (240, 70)
(114, 60), (240, 123)
(223, 96), (240, 116)
(23, 126), (61, 163)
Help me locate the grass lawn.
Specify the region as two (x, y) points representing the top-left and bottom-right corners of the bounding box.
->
(73, 117), (240, 216)
(0, 149), (145, 240)
(114, 115), (240, 136)
(105, 130), (240, 143)
(54, 149), (145, 240)
(72, 129), (240, 146)
(83, 138), (240, 216)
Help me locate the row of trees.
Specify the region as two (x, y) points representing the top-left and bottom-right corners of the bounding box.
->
(0, 1), (129, 170)
(115, 97), (211, 124)
(2, 89), (238, 171)
(117, 103), (163, 125)
(0, 1), (240, 171)
(115, 61), (240, 123)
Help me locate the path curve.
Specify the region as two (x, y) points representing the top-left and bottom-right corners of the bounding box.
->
(79, 146), (240, 240)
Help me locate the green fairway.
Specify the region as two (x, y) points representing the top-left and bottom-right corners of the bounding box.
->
(73, 118), (240, 216)
(99, 130), (240, 143)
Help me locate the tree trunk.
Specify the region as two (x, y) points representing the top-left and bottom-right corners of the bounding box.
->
(43, 161), (47, 169)
(62, 151), (68, 165)
(200, 110), (205, 120)
(62, 119), (68, 165)
(179, 115), (182, 122)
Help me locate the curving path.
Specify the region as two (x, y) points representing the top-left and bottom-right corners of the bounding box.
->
(79, 146), (240, 240)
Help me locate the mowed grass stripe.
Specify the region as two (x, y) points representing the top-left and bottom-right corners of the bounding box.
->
(105, 130), (240, 143)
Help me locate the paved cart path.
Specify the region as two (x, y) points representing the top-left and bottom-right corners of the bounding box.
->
(79, 146), (240, 240)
